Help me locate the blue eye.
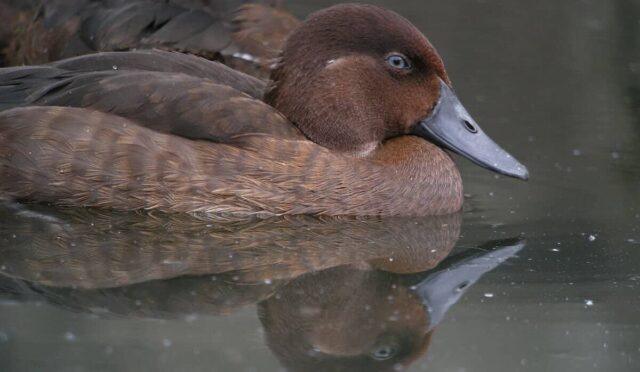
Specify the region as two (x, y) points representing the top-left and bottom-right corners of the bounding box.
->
(385, 54), (411, 70)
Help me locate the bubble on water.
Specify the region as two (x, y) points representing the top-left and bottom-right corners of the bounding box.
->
(184, 314), (198, 323)
(112, 65), (118, 70)
(264, 279), (272, 285)
(572, 149), (582, 156)
(611, 152), (620, 159)
(484, 293), (494, 298)
(584, 299), (594, 307)
(163, 339), (172, 348)
(64, 332), (76, 342)
(551, 248), (560, 252)
(588, 235), (597, 242)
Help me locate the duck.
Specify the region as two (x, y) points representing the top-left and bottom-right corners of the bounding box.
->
(0, 0), (298, 79)
(0, 3), (528, 218)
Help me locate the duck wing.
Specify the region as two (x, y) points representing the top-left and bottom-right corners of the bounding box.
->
(1, 0), (298, 78)
(53, 49), (266, 98)
(0, 50), (302, 142)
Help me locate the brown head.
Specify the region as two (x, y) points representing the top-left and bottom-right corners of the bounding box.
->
(266, 4), (528, 179)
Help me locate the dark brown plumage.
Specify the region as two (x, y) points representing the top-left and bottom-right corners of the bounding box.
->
(0, 0), (299, 79)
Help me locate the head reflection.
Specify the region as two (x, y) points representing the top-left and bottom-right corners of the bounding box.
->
(259, 240), (524, 372)
(259, 267), (432, 371)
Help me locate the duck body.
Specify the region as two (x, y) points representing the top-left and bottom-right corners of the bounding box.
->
(0, 4), (527, 218)
(0, 0), (298, 79)
(0, 100), (462, 217)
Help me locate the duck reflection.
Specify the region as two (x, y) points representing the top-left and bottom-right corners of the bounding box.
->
(0, 202), (523, 371)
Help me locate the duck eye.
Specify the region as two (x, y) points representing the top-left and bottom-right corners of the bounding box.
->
(385, 54), (411, 70)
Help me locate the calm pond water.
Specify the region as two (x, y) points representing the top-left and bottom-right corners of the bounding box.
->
(1, 0), (639, 371)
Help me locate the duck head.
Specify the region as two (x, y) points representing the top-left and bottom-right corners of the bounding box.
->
(265, 4), (528, 179)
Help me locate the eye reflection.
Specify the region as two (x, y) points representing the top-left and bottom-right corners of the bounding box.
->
(369, 345), (398, 361)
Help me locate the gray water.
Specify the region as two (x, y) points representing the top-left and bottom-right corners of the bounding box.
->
(1, 0), (639, 371)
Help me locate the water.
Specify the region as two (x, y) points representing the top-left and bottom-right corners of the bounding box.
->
(0, 0), (639, 371)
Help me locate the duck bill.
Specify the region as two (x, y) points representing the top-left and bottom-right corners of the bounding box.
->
(413, 78), (529, 180)
(413, 239), (526, 331)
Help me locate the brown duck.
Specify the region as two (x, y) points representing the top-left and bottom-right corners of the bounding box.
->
(0, 4), (528, 219)
(0, 0), (298, 78)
